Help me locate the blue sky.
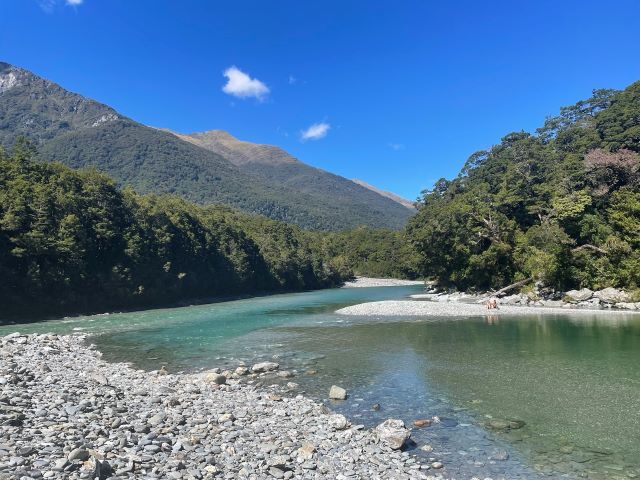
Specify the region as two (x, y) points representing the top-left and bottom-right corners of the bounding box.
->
(2, 0), (640, 200)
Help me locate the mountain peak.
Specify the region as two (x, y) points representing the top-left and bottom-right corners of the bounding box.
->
(169, 129), (301, 167)
(0, 62), (120, 142)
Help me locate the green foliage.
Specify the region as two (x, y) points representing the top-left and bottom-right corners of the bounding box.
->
(0, 148), (348, 321)
(407, 81), (640, 291)
(319, 227), (419, 279)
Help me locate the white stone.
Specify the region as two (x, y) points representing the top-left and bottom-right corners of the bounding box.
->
(329, 385), (347, 400)
(328, 414), (349, 430)
(375, 419), (410, 450)
(251, 361), (279, 373)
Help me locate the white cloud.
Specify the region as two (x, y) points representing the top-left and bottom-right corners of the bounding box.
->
(387, 142), (405, 150)
(288, 75), (297, 85)
(222, 66), (269, 101)
(301, 122), (330, 141)
(38, 0), (56, 12)
(38, 0), (82, 12)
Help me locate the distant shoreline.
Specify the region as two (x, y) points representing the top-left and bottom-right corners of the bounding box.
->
(336, 299), (640, 317)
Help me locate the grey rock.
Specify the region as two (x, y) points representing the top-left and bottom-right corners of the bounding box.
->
(615, 302), (637, 310)
(205, 372), (227, 385)
(490, 449), (510, 460)
(565, 288), (594, 302)
(88, 371), (109, 385)
(17, 447), (36, 456)
(67, 448), (90, 461)
(148, 412), (166, 426)
(375, 419), (411, 450)
(329, 385), (347, 400)
(53, 459), (69, 471)
(328, 413), (349, 430)
(234, 366), (249, 376)
(596, 287), (630, 304)
(269, 466), (285, 478)
(251, 362), (280, 373)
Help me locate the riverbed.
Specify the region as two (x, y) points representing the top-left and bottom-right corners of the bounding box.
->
(2, 285), (640, 479)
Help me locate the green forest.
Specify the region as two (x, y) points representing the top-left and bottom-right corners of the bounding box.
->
(2, 80), (639, 321)
(0, 141), (351, 320)
(406, 81), (640, 292)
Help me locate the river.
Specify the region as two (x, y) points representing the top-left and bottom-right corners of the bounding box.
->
(2, 285), (639, 479)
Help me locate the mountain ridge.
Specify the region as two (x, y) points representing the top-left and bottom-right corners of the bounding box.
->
(352, 178), (415, 210)
(166, 128), (416, 213)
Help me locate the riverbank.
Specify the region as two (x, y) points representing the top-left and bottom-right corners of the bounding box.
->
(336, 300), (640, 317)
(342, 277), (424, 288)
(0, 333), (441, 479)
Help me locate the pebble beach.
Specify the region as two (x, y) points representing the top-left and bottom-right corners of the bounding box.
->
(0, 333), (442, 480)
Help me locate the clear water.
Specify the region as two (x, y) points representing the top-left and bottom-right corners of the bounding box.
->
(3, 286), (640, 479)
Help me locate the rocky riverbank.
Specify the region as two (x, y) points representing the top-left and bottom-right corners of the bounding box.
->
(0, 333), (442, 480)
(337, 284), (640, 316)
(411, 286), (640, 311)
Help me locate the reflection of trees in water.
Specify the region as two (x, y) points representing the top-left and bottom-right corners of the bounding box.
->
(93, 332), (183, 371)
(284, 316), (640, 477)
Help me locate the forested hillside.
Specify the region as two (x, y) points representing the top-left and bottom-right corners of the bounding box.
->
(0, 62), (413, 231)
(321, 227), (419, 279)
(407, 82), (640, 292)
(0, 142), (348, 321)
(170, 129), (415, 225)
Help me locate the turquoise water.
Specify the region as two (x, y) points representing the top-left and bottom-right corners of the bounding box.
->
(3, 286), (640, 479)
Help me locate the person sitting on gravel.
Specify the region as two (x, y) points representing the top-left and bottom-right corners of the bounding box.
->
(486, 298), (499, 309)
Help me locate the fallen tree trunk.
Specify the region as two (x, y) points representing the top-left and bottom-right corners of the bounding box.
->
(486, 276), (535, 298)
(573, 244), (608, 255)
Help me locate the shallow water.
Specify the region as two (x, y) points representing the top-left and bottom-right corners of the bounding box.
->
(3, 286), (640, 479)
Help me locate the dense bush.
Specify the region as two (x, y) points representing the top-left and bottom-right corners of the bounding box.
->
(406, 82), (640, 291)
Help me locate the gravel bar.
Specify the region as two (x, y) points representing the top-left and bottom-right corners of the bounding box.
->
(0, 333), (443, 480)
(336, 300), (640, 317)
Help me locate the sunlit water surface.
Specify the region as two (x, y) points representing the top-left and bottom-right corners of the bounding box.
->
(3, 286), (640, 479)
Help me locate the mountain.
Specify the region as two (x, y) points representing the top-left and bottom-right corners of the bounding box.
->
(168, 128), (416, 215)
(0, 62), (414, 230)
(352, 179), (415, 210)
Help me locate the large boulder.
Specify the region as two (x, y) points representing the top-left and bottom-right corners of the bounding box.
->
(329, 385), (347, 400)
(251, 362), (279, 373)
(564, 288), (593, 303)
(595, 288), (630, 304)
(375, 419), (411, 450)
